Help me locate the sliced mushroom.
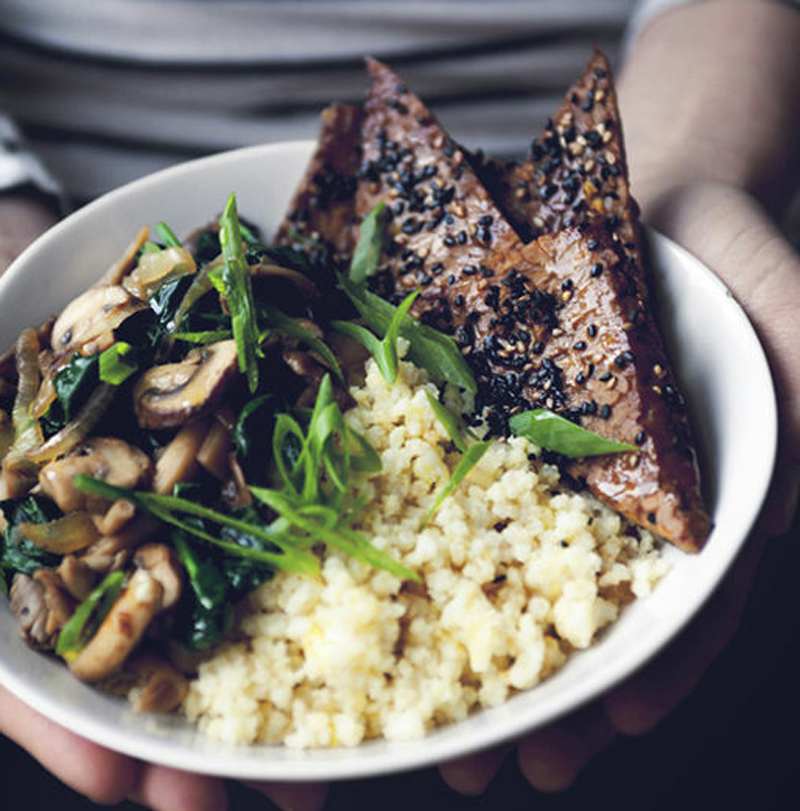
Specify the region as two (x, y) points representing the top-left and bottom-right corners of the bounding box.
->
(67, 568), (164, 682)
(9, 573), (50, 649)
(9, 571), (76, 651)
(79, 515), (159, 574)
(51, 285), (145, 358)
(134, 544), (182, 610)
(133, 340), (239, 430)
(125, 650), (189, 714)
(250, 261), (318, 300)
(152, 419), (211, 495)
(39, 437), (153, 514)
(57, 555), (97, 601)
(221, 452), (253, 511)
(283, 348), (325, 409)
(196, 418), (232, 480)
(93, 500), (137, 536)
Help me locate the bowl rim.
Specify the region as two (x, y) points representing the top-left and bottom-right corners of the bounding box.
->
(0, 140), (778, 781)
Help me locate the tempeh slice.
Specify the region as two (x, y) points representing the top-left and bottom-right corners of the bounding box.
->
(354, 58), (711, 551)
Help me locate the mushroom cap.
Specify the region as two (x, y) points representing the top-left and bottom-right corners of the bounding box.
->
(67, 568), (164, 682)
(133, 340), (239, 430)
(133, 543), (183, 610)
(38, 437), (153, 514)
(51, 285), (145, 357)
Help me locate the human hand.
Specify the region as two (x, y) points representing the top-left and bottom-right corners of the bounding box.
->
(0, 189), (60, 277)
(0, 193), (330, 811)
(439, 0), (800, 796)
(437, 178), (800, 796)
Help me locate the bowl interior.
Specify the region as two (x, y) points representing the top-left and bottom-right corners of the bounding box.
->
(0, 141), (777, 781)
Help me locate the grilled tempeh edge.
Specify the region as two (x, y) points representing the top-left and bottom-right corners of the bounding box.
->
(277, 56), (712, 552)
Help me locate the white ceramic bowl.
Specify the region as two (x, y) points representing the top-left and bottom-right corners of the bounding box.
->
(0, 141), (777, 781)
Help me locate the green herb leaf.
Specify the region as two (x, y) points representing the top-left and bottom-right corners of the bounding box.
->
(217, 192), (260, 393)
(98, 341), (139, 386)
(419, 441), (491, 529)
(331, 290), (419, 385)
(72, 474), (320, 576)
(338, 274), (476, 392)
(171, 329), (233, 345)
(56, 570), (126, 657)
(48, 352), (100, 428)
(425, 390), (476, 453)
(250, 486), (419, 581)
(349, 201), (389, 284)
(508, 409), (638, 457)
(258, 304), (343, 382)
(155, 221), (182, 248)
(348, 429), (382, 474)
(0, 495), (61, 584)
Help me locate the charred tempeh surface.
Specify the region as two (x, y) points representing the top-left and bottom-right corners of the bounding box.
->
(475, 49), (645, 282)
(354, 58), (711, 551)
(275, 102), (364, 262)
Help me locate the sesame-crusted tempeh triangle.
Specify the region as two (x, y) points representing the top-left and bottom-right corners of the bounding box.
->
(354, 58), (711, 551)
(275, 102), (363, 263)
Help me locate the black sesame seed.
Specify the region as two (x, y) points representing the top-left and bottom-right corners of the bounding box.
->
(587, 239), (599, 251)
(647, 512), (657, 524)
(614, 351), (634, 368)
(635, 431), (646, 445)
(599, 404), (612, 418)
(591, 263), (604, 277)
(573, 340), (587, 351)
(587, 324), (597, 337)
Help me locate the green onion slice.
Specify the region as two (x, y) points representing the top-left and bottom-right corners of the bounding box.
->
(508, 409), (638, 457)
(56, 570), (126, 657)
(338, 274), (476, 392)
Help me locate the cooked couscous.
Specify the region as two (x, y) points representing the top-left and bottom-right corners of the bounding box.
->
(182, 354), (668, 748)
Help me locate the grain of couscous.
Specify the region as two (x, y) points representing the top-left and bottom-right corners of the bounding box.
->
(182, 353), (668, 747)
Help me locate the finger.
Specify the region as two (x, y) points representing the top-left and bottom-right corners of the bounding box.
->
(516, 701), (615, 792)
(438, 743), (513, 795)
(245, 780), (329, 811)
(127, 765), (228, 811)
(604, 528), (767, 736)
(761, 461), (800, 537)
(0, 684), (141, 805)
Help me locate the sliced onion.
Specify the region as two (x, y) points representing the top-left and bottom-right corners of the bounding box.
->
(0, 330), (44, 496)
(18, 510), (101, 554)
(123, 246), (197, 301)
(31, 373), (57, 420)
(100, 226), (150, 286)
(26, 383), (116, 465)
